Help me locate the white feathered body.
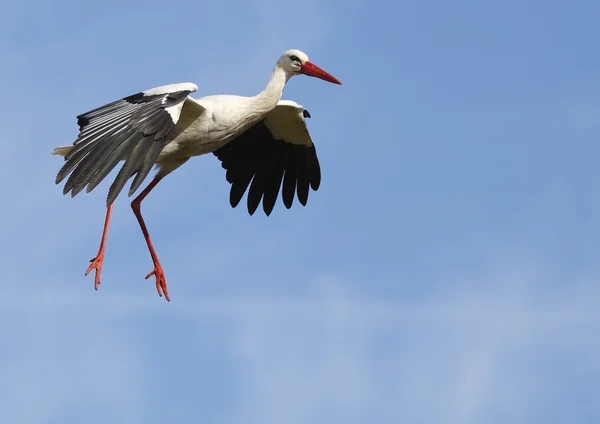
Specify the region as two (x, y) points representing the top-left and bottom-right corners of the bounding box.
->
(156, 67), (290, 171)
(158, 95), (269, 162)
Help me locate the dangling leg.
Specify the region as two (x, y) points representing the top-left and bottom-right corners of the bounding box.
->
(85, 204), (114, 290)
(130, 174), (170, 301)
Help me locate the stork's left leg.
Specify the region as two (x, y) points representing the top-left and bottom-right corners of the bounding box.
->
(85, 204), (114, 290)
(130, 175), (170, 302)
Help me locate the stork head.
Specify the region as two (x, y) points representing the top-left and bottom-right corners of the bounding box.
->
(279, 49), (342, 85)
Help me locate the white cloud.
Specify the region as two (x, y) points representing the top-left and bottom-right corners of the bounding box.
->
(3, 258), (596, 424)
(0, 302), (146, 424)
(214, 269), (599, 424)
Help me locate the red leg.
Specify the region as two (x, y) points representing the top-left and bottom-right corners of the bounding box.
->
(130, 175), (170, 302)
(85, 204), (113, 290)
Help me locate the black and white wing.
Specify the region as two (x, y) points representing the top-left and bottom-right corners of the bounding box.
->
(213, 100), (321, 216)
(55, 82), (200, 206)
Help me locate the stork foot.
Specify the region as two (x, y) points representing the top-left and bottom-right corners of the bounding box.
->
(145, 265), (170, 302)
(85, 254), (104, 291)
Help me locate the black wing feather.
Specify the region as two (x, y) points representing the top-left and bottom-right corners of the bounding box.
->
(309, 146), (321, 190)
(282, 166), (297, 209)
(85, 130), (139, 194)
(66, 138), (122, 197)
(213, 115), (320, 216)
(246, 141), (280, 215)
(295, 148), (310, 206)
(128, 139), (164, 196)
(262, 146), (289, 216)
(56, 85), (195, 206)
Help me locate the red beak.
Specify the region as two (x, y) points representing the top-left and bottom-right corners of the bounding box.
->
(300, 61), (342, 85)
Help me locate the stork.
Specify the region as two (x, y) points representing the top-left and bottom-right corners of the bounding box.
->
(53, 49), (341, 302)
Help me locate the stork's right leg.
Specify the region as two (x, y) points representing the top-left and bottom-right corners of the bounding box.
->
(130, 175), (170, 302)
(85, 204), (114, 290)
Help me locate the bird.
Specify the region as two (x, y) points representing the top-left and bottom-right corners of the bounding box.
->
(52, 49), (341, 302)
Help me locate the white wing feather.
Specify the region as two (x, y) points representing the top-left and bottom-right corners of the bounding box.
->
(264, 100), (313, 146)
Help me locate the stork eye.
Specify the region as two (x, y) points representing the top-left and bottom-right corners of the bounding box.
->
(289, 55), (301, 63)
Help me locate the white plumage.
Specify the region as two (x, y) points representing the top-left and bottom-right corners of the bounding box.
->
(53, 48), (341, 302)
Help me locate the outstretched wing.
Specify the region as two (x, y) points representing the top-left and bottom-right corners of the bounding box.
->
(55, 82), (200, 206)
(213, 100), (321, 216)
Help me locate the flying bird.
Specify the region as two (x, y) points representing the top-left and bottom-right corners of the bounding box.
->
(53, 49), (341, 302)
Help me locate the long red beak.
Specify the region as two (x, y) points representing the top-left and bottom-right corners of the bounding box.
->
(300, 61), (342, 85)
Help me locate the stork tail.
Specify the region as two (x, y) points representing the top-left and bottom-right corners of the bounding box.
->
(52, 146), (72, 157)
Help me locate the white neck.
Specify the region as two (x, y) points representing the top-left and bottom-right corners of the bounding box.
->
(251, 65), (289, 115)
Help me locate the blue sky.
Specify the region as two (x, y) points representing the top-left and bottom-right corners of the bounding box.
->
(1, 0), (599, 422)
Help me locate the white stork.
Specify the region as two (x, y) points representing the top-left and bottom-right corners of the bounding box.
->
(53, 49), (341, 302)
